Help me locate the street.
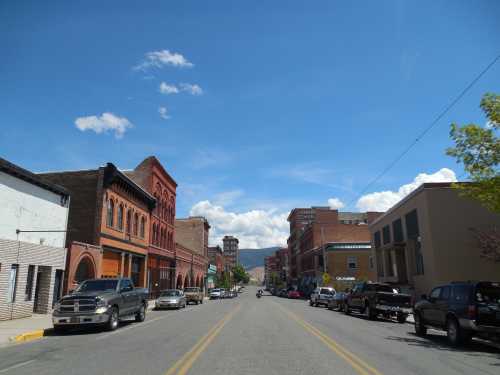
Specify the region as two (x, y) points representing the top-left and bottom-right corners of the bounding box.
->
(0, 286), (498, 375)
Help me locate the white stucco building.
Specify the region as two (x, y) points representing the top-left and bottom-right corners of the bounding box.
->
(0, 157), (69, 320)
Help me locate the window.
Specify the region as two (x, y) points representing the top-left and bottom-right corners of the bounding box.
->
(347, 256), (357, 270)
(120, 279), (133, 290)
(452, 285), (470, 303)
(25, 265), (35, 301)
(414, 239), (424, 275)
(392, 218), (403, 242)
(107, 199), (114, 227)
(374, 231), (381, 248)
(117, 204), (124, 230)
(441, 286), (451, 300)
(126, 210), (131, 234)
(140, 217), (145, 238)
(133, 213), (139, 236)
(7, 264), (19, 303)
(430, 287), (441, 300)
(382, 225), (391, 244)
(405, 209), (419, 238)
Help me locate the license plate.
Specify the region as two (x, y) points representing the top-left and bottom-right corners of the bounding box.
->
(70, 317), (79, 323)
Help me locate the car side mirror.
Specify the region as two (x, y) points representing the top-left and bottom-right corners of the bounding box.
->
(421, 294), (427, 300)
(68, 289), (74, 294)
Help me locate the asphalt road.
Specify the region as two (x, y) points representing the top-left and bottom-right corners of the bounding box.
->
(0, 286), (498, 375)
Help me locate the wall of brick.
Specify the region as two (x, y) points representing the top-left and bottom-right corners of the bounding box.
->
(39, 171), (100, 246)
(0, 238), (66, 320)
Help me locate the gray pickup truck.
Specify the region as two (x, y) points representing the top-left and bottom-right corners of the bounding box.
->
(52, 278), (148, 332)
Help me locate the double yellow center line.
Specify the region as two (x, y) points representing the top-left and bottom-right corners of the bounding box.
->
(276, 303), (383, 375)
(164, 305), (240, 375)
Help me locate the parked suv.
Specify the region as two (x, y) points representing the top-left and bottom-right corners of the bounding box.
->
(344, 282), (412, 323)
(309, 287), (335, 307)
(414, 281), (500, 346)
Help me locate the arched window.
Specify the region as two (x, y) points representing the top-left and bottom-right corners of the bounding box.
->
(126, 209), (131, 234)
(117, 204), (124, 230)
(133, 213), (139, 236)
(107, 199), (114, 227)
(140, 216), (146, 238)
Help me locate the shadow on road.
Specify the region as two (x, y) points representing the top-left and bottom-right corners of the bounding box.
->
(44, 321), (136, 337)
(385, 332), (500, 364)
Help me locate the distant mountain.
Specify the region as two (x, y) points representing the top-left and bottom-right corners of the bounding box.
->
(239, 247), (280, 270)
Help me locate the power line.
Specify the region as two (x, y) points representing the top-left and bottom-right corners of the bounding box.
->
(346, 53), (500, 208)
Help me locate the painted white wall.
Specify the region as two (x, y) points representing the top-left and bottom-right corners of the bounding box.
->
(0, 171), (69, 247)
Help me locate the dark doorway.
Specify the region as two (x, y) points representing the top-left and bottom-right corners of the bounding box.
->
(52, 269), (63, 307)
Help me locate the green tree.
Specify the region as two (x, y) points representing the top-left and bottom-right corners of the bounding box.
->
(215, 273), (230, 289)
(447, 93), (500, 262)
(446, 93), (500, 212)
(232, 264), (250, 284)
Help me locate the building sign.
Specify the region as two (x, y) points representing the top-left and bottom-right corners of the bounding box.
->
(336, 276), (356, 281)
(327, 243), (371, 250)
(208, 264), (217, 274)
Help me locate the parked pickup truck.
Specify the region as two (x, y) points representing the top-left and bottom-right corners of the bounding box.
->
(414, 281), (500, 346)
(53, 278), (148, 332)
(345, 282), (412, 323)
(184, 287), (204, 305)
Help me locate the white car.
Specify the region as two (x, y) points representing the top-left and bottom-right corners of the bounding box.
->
(209, 288), (223, 299)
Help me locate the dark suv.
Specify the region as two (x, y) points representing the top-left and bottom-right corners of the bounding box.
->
(414, 281), (500, 346)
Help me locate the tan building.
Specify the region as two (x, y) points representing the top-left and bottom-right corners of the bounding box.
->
(175, 217), (210, 258)
(223, 235), (239, 269)
(370, 182), (500, 298)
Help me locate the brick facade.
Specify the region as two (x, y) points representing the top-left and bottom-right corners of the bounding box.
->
(126, 156), (177, 298)
(39, 163), (155, 291)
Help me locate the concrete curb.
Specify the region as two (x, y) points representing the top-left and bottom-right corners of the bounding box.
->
(10, 329), (47, 343)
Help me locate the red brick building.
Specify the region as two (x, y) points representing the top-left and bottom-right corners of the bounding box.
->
(125, 156), (177, 298)
(175, 217), (210, 291)
(39, 163), (155, 292)
(208, 245), (225, 276)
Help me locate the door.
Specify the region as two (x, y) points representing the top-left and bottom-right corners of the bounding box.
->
(33, 270), (43, 312)
(434, 286), (451, 326)
(423, 287), (442, 325)
(52, 270), (63, 308)
(119, 279), (137, 315)
(350, 283), (364, 308)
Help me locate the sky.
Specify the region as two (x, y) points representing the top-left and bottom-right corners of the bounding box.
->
(1, 1), (499, 248)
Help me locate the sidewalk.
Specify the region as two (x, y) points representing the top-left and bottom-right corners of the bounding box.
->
(0, 314), (52, 346)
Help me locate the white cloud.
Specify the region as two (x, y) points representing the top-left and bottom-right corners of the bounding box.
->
(74, 112), (133, 138)
(327, 197), (345, 210)
(180, 83), (203, 96)
(356, 168), (457, 212)
(213, 190), (245, 206)
(158, 107), (171, 120)
(134, 49), (193, 71)
(159, 82), (180, 95)
(190, 200), (288, 248)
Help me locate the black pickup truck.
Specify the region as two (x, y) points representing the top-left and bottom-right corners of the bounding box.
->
(53, 278), (148, 332)
(345, 282), (412, 323)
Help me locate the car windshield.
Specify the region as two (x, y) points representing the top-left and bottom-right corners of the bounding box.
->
(320, 289), (334, 295)
(160, 290), (180, 297)
(184, 288), (199, 292)
(77, 280), (118, 292)
(476, 284), (500, 304)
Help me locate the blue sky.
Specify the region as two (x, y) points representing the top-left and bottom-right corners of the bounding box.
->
(1, 1), (499, 247)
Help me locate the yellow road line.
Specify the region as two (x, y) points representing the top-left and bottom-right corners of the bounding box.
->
(275, 303), (383, 375)
(164, 305), (240, 375)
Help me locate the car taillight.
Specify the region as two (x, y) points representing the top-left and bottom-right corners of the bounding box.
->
(467, 305), (476, 320)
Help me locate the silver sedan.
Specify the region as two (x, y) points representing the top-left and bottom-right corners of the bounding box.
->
(155, 289), (186, 309)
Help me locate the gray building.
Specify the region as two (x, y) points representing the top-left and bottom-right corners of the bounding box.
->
(0, 158), (69, 320)
(370, 182), (500, 298)
(223, 235), (239, 270)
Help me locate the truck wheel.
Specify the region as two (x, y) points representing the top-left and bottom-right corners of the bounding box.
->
(397, 313), (407, 324)
(447, 318), (462, 346)
(107, 307), (119, 331)
(414, 313), (427, 336)
(135, 303), (146, 322)
(200, 299), (203, 304)
(309, 300), (313, 306)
